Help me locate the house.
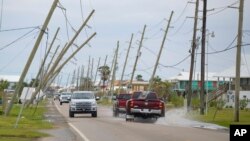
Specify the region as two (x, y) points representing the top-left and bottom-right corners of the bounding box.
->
(112, 80), (149, 92)
(214, 55), (250, 108)
(168, 71), (222, 96)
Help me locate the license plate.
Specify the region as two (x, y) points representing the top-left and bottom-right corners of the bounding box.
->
(141, 109), (149, 113)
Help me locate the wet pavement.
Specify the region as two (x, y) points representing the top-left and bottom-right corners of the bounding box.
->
(157, 108), (229, 131)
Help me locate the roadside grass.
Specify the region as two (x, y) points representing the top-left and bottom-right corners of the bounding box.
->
(0, 101), (53, 141)
(98, 97), (113, 106)
(187, 107), (250, 127)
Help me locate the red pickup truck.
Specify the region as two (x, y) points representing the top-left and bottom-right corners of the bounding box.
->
(113, 93), (132, 117)
(125, 91), (165, 121)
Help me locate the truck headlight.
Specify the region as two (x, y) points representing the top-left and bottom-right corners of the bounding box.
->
(70, 102), (76, 106)
(91, 101), (97, 107)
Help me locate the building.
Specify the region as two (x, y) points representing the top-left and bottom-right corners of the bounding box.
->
(214, 55), (250, 108)
(168, 71), (222, 96)
(112, 80), (149, 92)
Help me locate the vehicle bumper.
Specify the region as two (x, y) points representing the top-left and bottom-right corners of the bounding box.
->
(130, 108), (161, 114)
(70, 106), (97, 113)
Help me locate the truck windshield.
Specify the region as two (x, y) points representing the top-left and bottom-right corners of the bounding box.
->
(117, 94), (131, 100)
(72, 93), (95, 99)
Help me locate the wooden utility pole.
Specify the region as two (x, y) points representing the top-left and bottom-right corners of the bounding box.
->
(103, 55), (108, 66)
(32, 27), (60, 87)
(94, 57), (101, 88)
(200, 0), (207, 115)
(91, 58), (94, 87)
(5, 0), (59, 116)
(234, 0), (244, 122)
(187, 0), (199, 112)
(110, 41), (119, 99)
(86, 56), (91, 90)
(27, 32), (96, 107)
(130, 25), (146, 86)
(118, 34), (134, 94)
(76, 66), (80, 90)
(148, 11), (173, 91)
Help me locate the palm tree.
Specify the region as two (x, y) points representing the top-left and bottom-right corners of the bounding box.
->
(98, 65), (110, 93)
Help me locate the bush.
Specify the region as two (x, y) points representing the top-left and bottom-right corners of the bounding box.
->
(240, 99), (248, 110)
(170, 92), (184, 107)
(192, 97), (200, 110)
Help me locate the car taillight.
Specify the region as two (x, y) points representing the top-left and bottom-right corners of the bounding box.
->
(159, 102), (163, 109)
(130, 101), (134, 107)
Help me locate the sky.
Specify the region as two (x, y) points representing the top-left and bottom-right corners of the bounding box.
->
(0, 0), (249, 86)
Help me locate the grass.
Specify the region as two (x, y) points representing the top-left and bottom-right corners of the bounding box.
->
(187, 107), (250, 128)
(0, 101), (53, 141)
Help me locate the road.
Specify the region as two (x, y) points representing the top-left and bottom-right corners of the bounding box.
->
(54, 100), (229, 141)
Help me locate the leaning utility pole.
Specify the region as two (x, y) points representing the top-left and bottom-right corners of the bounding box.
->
(110, 41), (119, 100)
(130, 25), (146, 87)
(94, 57), (101, 88)
(32, 27), (60, 88)
(200, 0), (207, 115)
(148, 11), (173, 91)
(234, 0), (244, 122)
(5, 0), (59, 116)
(86, 56), (91, 90)
(187, 0), (199, 112)
(118, 34), (134, 94)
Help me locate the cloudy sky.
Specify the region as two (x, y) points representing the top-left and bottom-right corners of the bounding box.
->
(0, 0), (249, 85)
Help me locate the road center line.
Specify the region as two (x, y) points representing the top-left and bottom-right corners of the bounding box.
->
(54, 100), (91, 141)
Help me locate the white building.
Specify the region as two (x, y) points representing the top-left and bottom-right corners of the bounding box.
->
(214, 55), (250, 108)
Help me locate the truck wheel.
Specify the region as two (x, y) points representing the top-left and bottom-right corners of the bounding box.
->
(69, 111), (74, 118)
(161, 109), (165, 117)
(113, 109), (119, 117)
(92, 111), (97, 117)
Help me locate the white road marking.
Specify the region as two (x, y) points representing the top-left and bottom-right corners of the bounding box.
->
(54, 101), (91, 141)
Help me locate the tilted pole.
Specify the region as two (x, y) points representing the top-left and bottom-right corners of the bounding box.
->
(5, 0), (59, 116)
(118, 34), (133, 94)
(148, 11), (174, 91)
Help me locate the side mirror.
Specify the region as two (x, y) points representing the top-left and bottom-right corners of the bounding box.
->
(112, 96), (117, 100)
(96, 96), (100, 101)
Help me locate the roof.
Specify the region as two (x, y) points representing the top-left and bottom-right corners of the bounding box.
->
(0, 75), (20, 82)
(214, 55), (250, 78)
(168, 71), (218, 81)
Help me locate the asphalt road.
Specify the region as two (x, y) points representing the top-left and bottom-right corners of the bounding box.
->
(54, 100), (229, 141)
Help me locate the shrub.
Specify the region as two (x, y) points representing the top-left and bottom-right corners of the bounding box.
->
(191, 97), (200, 110)
(240, 99), (248, 110)
(170, 92), (184, 107)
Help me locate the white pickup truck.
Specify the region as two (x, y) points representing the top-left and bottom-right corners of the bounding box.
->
(69, 91), (97, 118)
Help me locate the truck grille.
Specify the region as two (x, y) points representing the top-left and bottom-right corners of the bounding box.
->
(75, 102), (91, 109)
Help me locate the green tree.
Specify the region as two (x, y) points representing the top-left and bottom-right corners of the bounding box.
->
(136, 74), (143, 81)
(29, 78), (40, 87)
(0, 79), (9, 91)
(151, 76), (172, 101)
(98, 65), (110, 90)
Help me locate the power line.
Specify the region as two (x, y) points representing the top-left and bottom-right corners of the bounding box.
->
(0, 27), (39, 51)
(208, 1), (239, 16)
(172, 1), (189, 24)
(0, 26), (40, 32)
(160, 54), (191, 68)
(0, 31), (39, 73)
